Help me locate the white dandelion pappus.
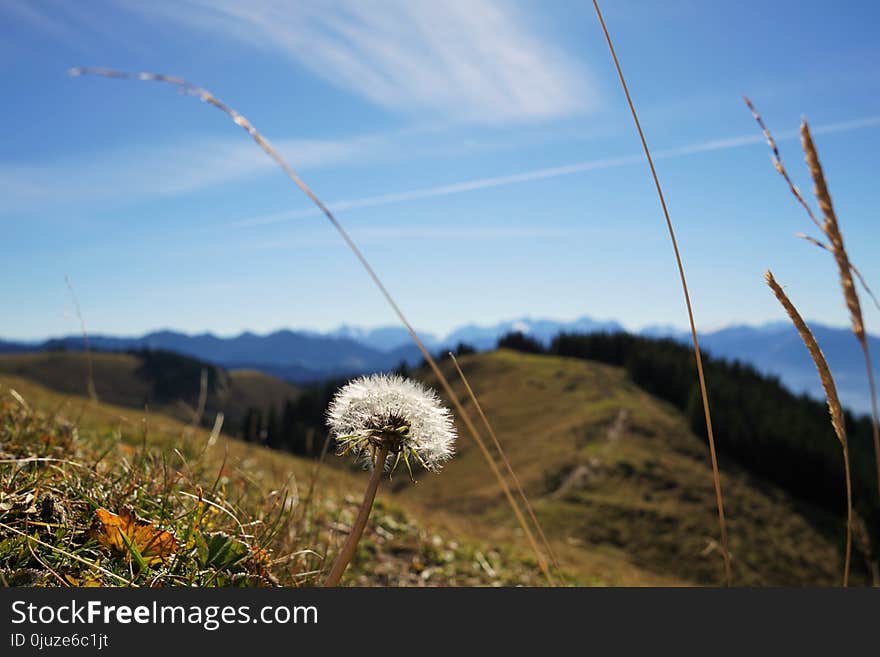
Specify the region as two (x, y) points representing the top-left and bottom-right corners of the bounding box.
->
(327, 374), (456, 474)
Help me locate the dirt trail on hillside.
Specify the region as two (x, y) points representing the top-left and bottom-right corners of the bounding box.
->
(551, 409), (628, 499)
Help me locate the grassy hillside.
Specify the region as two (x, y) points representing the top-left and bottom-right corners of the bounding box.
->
(1, 349), (864, 586)
(0, 373), (551, 587)
(0, 351), (299, 434)
(400, 350), (861, 586)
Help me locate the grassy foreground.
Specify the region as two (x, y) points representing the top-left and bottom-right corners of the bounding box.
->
(2, 349), (861, 586)
(0, 375), (543, 587)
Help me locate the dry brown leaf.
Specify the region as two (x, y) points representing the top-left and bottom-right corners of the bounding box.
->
(64, 573), (103, 587)
(92, 507), (177, 565)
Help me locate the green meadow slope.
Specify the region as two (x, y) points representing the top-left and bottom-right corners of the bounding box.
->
(0, 352), (299, 432)
(398, 350), (853, 586)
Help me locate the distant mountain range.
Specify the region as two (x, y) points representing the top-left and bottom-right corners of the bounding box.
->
(3, 315), (878, 415)
(1, 330), (423, 383)
(327, 316), (624, 352)
(697, 322), (879, 416)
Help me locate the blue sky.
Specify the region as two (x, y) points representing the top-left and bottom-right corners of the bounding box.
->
(2, 0), (879, 340)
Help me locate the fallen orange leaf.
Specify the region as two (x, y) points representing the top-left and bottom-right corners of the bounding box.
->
(64, 573), (103, 587)
(92, 507), (177, 565)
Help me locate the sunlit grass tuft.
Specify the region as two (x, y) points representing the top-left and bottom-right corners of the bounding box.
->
(0, 390), (293, 587)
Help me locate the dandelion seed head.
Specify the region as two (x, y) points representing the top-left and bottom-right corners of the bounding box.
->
(326, 373), (456, 474)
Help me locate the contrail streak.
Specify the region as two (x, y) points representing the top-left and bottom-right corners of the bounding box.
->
(233, 114), (880, 228)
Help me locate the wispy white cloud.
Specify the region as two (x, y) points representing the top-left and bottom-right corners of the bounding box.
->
(6, 102), (876, 217)
(0, 133), (389, 212)
(0, 0), (81, 48)
(126, 0), (596, 122)
(0, 0), (154, 56)
(234, 153), (644, 227)
(232, 114), (880, 227)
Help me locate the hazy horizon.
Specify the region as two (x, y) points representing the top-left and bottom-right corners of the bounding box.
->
(0, 312), (864, 345)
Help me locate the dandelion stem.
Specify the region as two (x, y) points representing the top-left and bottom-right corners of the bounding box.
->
(324, 445), (389, 587)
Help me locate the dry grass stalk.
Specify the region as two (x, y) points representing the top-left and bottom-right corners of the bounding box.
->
(765, 271), (852, 586)
(746, 97), (880, 502)
(70, 67), (554, 585)
(64, 275), (97, 402)
(796, 234), (880, 311)
(746, 98), (879, 308)
(0, 521), (135, 586)
(296, 430), (333, 540)
(802, 123), (864, 340)
(743, 98), (823, 231)
(591, 0), (731, 585)
(448, 353), (560, 573)
(183, 369), (209, 446)
(800, 124), (880, 500)
(852, 512), (880, 586)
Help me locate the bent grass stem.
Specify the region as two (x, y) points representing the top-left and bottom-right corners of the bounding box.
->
(449, 353), (560, 573)
(71, 67), (554, 585)
(591, 0), (731, 585)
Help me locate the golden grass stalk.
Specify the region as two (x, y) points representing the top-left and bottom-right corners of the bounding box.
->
(765, 273), (847, 440)
(796, 234), (880, 311)
(743, 98), (823, 232)
(765, 271), (852, 586)
(183, 369), (209, 445)
(802, 123), (864, 341)
(852, 512), (879, 586)
(746, 97), (880, 502)
(70, 67), (554, 585)
(746, 98), (880, 309)
(296, 430), (333, 540)
(448, 353), (560, 573)
(591, 0), (731, 585)
(64, 275), (97, 402)
(801, 123), (880, 501)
